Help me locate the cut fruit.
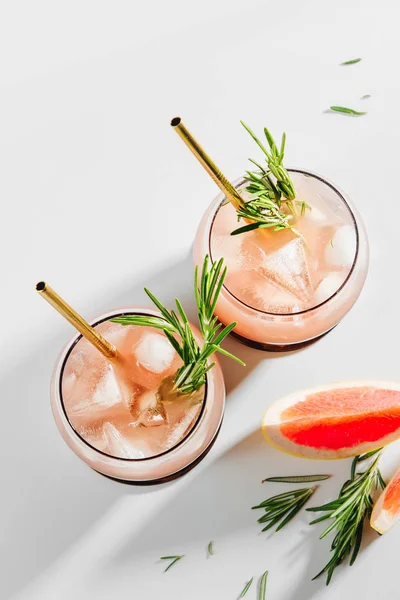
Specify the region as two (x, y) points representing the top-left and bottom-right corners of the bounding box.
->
(262, 381), (400, 459)
(371, 468), (400, 534)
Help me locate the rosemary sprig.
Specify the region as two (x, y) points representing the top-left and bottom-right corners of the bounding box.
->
(340, 57), (362, 65)
(330, 105), (367, 116)
(112, 255), (244, 395)
(262, 474), (330, 484)
(239, 577), (254, 597)
(253, 486), (317, 532)
(160, 555), (184, 572)
(259, 570), (269, 600)
(241, 122), (295, 200)
(307, 449), (384, 585)
(207, 540), (214, 556)
(232, 122), (301, 236)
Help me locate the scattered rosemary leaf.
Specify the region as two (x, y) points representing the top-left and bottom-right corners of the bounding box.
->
(329, 106), (367, 116)
(308, 449), (383, 584)
(361, 94), (371, 99)
(207, 541), (214, 556)
(259, 570), (269, 600)
(330, 239), (334, 248)
(160, 555), (184, 572)
(240, 577), (254, 597)
(262, 474), (331, 484)
(341, 58), (362, 65)
(253, 487), (317, 532)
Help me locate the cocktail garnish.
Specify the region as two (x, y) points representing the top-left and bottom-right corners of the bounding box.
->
(307, 449), (385, 585)
(112, 255), (245, 395)
(231, 122), (307, 236)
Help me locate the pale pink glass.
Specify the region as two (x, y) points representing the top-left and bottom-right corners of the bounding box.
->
(193, 170), (369, 350)
(50, 307), (225, 484)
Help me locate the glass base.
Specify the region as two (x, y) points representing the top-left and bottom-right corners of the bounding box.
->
(229, 327), (336, 352)
(93, 421), (222, 485)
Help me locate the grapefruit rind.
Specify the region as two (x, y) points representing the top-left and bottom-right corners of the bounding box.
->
(371, 468), (400, 534)
(262, 381), (400, 460)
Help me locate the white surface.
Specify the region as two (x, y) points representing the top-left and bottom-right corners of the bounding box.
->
(1, 0), (400, 598)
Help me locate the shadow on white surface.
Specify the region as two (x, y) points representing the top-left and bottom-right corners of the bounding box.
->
(4, 251), (356, 599)
(93, 428), (367, 600)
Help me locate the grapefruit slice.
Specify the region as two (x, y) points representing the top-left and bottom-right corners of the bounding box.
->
(262, 381), (400, 459)
(371, 469), (400, 534)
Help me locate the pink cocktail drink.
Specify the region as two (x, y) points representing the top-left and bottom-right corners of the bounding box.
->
(51, 308), (225, 483)
(194, 170), (368, 350)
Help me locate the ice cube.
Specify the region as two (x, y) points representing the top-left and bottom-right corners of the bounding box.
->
(130, 390), (168, 427)
(261, 238), (313, 302)
(324, 225), (356, 267)
(62, 351), (86, 400)
(70, 350), (85, 377)
(62, 371), (78, 399)
(226, 268), (302, 313)
(135, 333), (176, 374)
(314, 272), (347, 304)
(162, 404), (201, 450)
(92, 365), (121, 408)
(302, 192), (341, 227)
(111, 359), (147, 411)
(77, 424), (108, 452)
(96, 321), (130, 348)
(266, 286), (305, 314)
(304, 203), (329, 225)
(211, 228), (265, 274)
(69, 364), (121, 416)
(102, 422), (148, 459)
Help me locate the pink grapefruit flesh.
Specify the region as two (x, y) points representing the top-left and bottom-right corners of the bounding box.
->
(371, 468), (400, 534)
(262, 381), (400, 459)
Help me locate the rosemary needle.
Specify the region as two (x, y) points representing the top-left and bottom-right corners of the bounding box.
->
(259, 570), (269, 600)
(207, 541), (214, 556)
(330, 106), (367, 116)
(340, 58), (362, 65)
(160, 555), (184, 572)
(262, 474), (330, 484)
(239, 577), (253, 597)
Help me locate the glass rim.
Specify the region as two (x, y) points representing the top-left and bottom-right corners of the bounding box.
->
(208, 168), (360, 318)
(58, 309), (208, 462)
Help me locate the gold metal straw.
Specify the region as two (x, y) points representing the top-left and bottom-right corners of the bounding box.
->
(36, 282), (117, 359)
(170, 117), (244, 211)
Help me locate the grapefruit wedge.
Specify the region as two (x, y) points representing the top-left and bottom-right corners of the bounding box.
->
(262, 381), (400, 459)
(371, 469), (400, 534)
